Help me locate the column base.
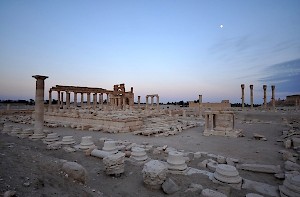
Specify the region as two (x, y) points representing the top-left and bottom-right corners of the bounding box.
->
(30, 133), (46, 140)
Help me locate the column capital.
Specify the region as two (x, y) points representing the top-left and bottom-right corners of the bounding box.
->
(32, 75), (48, 80)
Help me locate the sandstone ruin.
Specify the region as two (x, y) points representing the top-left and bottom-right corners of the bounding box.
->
(0, 75), (300, 197)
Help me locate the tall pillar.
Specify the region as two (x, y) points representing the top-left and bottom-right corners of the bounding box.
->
(31, 75), (48, 139)
(100, 93), (103, 107)
(106, 93), (110, 106)
(93, 93), (97, 109)
(66, 91), (70, 108)
(81, 93), (84, 107)
(271, 85), (275, 110)
(122, 97), (126, 110)
(151, 96), (154, 107)
(74, 92), (77, 107)
(263, 85), (267, 109)
(209, 113), (214, 131)
(48, 89), (52, 110)
(241, 84), (245, 110)
(57, 91), (60, 109)
(156, 96), (159, 110)
(205, 114), (209, 131)
(138, 96), (141, 109)
(98, 93), (101, 107)
(87, 93), (91, 107)
(250, 85), (253, 109)
(199, 95), (203, 117)
(60, 92), (64, 108)
(146, 96), (149, 110)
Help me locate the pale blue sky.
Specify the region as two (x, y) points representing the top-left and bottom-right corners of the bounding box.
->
(0, 0), (299, 104)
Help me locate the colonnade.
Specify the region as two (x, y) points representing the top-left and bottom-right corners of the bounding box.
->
(145, 94), (159, 110)
(48, 90), (109, 110)
(240, 84), (276, 110)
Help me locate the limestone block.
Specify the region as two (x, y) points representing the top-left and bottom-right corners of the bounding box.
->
(142, 160), (167, 189)
(213, 164), (242, 184)
(194, 152), (202, 159)
(62, 161), (87, 183)
(61, 136), (76, 145)
(91, 149), (112, 159)
(285, 139), (292, 149)
(245, 193), (264, 197)
(43, 133), (59, 144)
(284, 161), (300, 171)
(242, 178), (279, 197)
(102, 141), (118, 154)
(130, 147), (148, 162)
(103, 152), (125, 175)
(279, 174), (300, 197)
(184, 183), (203, 193)
(201, 188), (227, 197)
(217, 155), (226, 164)
(207, 161), (218, 172)
(162, 178), (180, 194)
(167, 151), (187, 172)
(79, 136), (95, 150)
(292, 137), (300, 148)
(237, 163), (281, 174)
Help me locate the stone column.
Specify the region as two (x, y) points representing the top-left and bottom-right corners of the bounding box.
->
(100, 93), (103, 107)
(151, 96), (154, 107)
(74, 92), (77, 107)
(199, 95), (203, 117)
(156, 96), (159, 110)
(263, 85), (267, 109)
(60, 92), (64, 108)
(98, 93), (101, 107)
(209, 113), (214, 131)
(250, 85), (253, 109)
(31, 75), (48, 139)
(122, 97), (126, 110)
(271, 85), (275, 110)
(87, 93), (91, 107)
(93, 93), (97, 109)
(57, 91), (60, 109)
(107, 93), (110, 106)
(241, 84), (245, 110)
(138, 96), (141, 109)
(205, 114), (209, 131)
(146, 96), (149, 110)
(66, 91), (70, 108)
(81, 93), (84, 107)
(48, 89), (52, 110)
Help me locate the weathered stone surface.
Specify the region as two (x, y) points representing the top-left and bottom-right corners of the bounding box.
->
(142, 160), (167, 189)
(3, 190), (16, 197)
(162, 178), (179, 194)
(284, 161), (300, 171)
(184, 183), (203, 193)
(62, 161), (87, 183)
(242, 178), (279, 197)
(245, 193), (264, 197)
(201, 188), (227, 197)
(103, 152), (125, 175)
(237, 163), (281, 174)
(214, 164), (242, 184)
(279, 174), (300, 197)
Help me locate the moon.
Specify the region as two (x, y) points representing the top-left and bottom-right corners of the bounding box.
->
(220, 24), (224, 28)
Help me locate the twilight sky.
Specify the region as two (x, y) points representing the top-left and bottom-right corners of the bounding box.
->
(0, 0), (299, 104)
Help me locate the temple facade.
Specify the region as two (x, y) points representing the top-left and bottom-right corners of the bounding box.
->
(48, 83), (134, 110)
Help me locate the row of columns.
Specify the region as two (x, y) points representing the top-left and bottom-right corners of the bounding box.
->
(145, 95), (159, 110)
(49, 91), (108, 109)
(241, 84), (275, 110)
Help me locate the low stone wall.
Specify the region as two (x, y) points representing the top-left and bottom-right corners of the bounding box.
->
(44, 113), (143, 133)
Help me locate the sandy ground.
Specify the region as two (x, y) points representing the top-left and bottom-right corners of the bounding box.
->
(0, 109), (299, 196)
